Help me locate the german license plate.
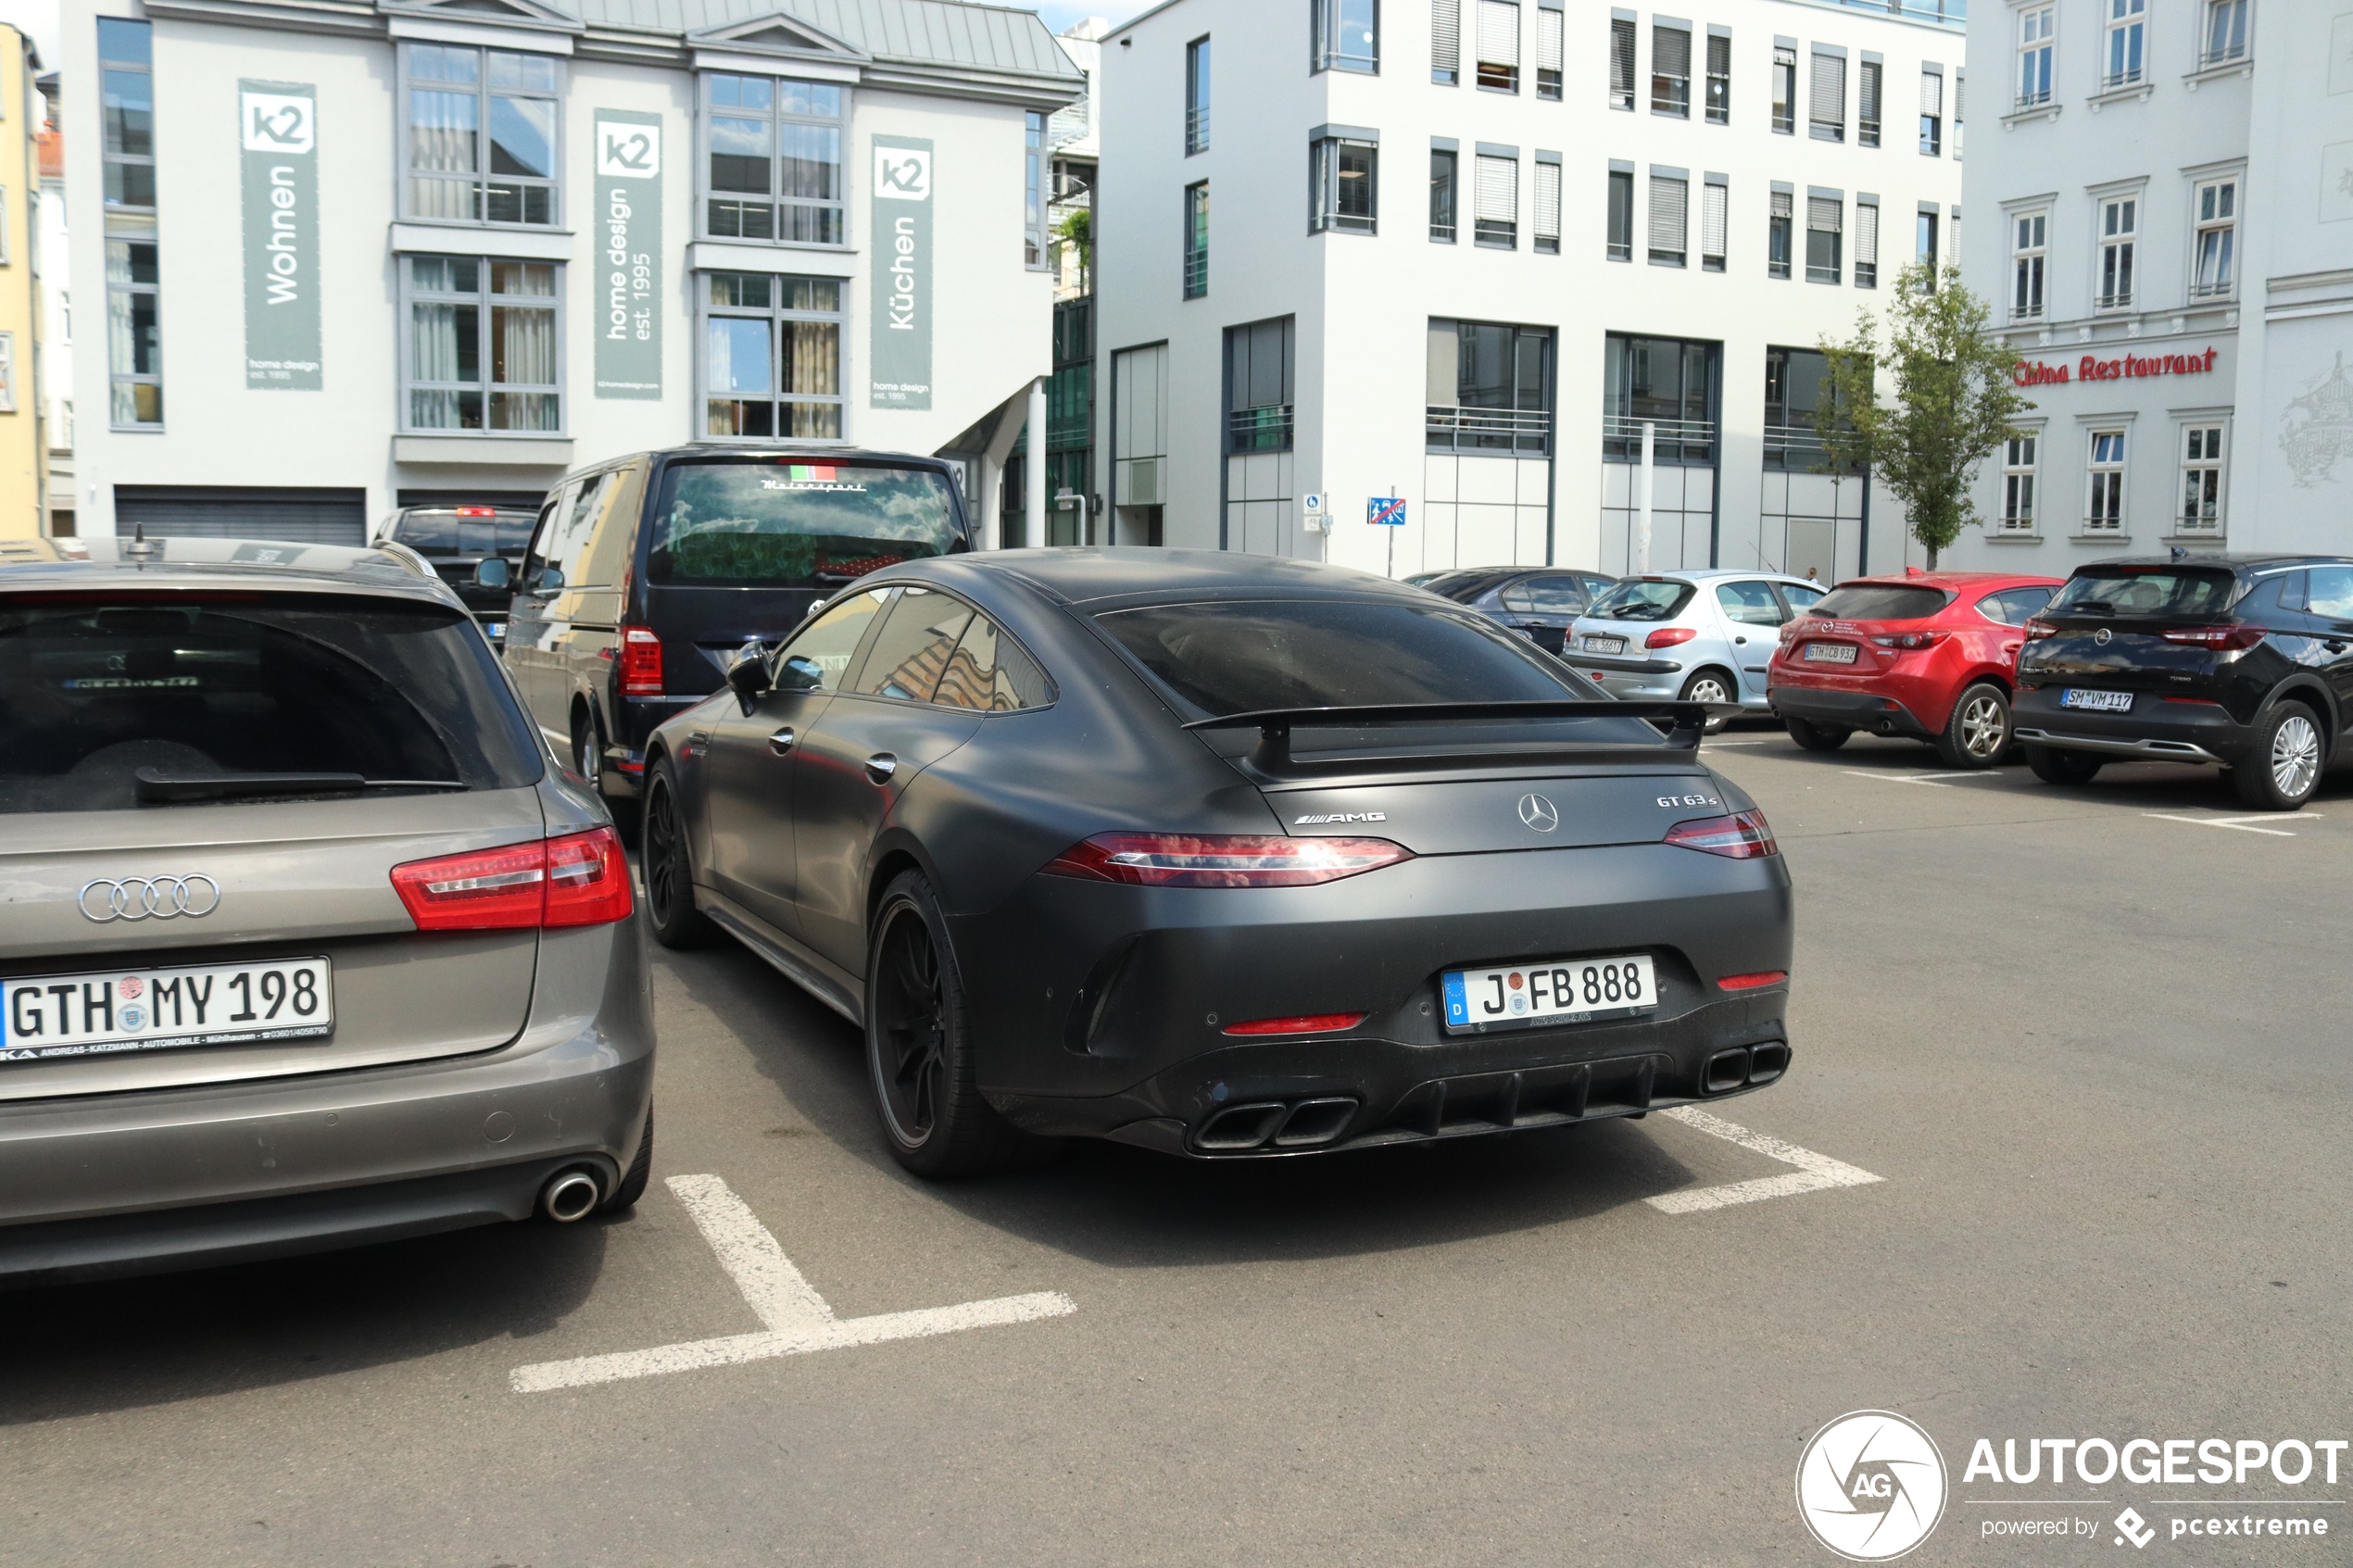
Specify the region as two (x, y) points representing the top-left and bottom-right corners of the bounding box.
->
(1, 957), (333, 1062)
(484, 621), (506, 637)
(2061, 688), (2133, 712)
(1804, 642), (1858, 663)
(1441, 954), (1658, 1034)
(1580, 634), (1627, 655)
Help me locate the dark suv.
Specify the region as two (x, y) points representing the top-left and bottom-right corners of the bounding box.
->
(373, 506), (538, 646)
(2014, 556), (2353, 810)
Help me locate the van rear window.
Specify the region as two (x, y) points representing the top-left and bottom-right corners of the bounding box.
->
(647, 459), (963, 588)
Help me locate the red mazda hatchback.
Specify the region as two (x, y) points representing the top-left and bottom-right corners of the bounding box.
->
(1767, 571), (2066, 768)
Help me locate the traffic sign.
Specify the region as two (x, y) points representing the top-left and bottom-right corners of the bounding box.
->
(1302, 492), (1326, 516)
(1367, 496), (1406, 527)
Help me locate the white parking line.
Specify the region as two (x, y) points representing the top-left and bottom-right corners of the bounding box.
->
(510, 1173), (1076, 1393)
(1840, 770), (2004, 788)
(1644, 1107), (1884, 1214)
(2144, 812), (2316, 837)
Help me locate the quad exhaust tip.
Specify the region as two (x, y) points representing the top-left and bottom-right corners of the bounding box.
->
(1196, 1097), (1361, 1152)
(540, 1169), (603, 1223)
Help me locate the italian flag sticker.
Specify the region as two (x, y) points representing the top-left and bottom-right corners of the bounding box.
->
(786, 463), (838, 483)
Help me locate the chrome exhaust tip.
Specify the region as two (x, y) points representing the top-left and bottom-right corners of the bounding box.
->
(540, 1169), (602, 1223)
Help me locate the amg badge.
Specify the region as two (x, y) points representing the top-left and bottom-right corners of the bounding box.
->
(1295, 811), (1388, 824)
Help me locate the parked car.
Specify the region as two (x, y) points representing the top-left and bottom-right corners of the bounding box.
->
(2015, 555), (2353, 810)
(1415, 567), (1619, 654)
(371, 504), (538, 647)
(638, 549), (1793, 1176)
(1567, 570), (1829, 721)
(1765, 571), (2063, 768)
(0, 536), (652, 1284)
(504, 447), (971, 822)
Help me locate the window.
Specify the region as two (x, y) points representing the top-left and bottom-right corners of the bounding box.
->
(2011, 211), (2046, 320)
(1477, 1), (1519, 91)
(1431, 148), (1458, 242)
(2180, 426), (2224, 530)
(2104, 0), (2145, 88)
(403, 44), (560, 226)
(403, 257), (560, 433)
(1916, 208), (1939, 278)
(101, 18), (160, 428)
(2203, 0), (2249, 67)
(1315, 0), (1380, 73)
(1474, 154), (1517, 246)
(1764, 345), (1835, 470)
(1606, 168), (1633, 260)
(1433, 0), (1460, 83)
(1610, 18), (1637, 109)
(1806, 195), (1842, 283)
(1183, 182), (1209, 297)
(1535, 6), (1564, 99)
(1428, 319), (1554, 453)
(1653, 25), (1690, 116)
(1919, 70), (1943, 155)
(1858, 58), (1881, 145)
(702, 74), (845, 245)
(1768, 189), (1793, 279)
(1771, 45), (1796, 132)
(1186, 37), (1211, 151)
(1311, 136), (1378, 234)
(1226, 316), (1295, 453)
(1810, 51), (1845, 141)
(1603, 334), (1718, 464)
(2192, 179), (2236, 298)
(2002, 433), (2039, 531)
(1533, 158), (1561, 254)
(0, 332), (13, 413)
(1706, 32), (1730, 122)
(1649, 173), (1687, 267)
(1855, 198), (1879, 287)
(1702, 180), (1727, 271)
(2018, 8), (2055, 107)
(2097, 195), (2136, 309)
(1025, 112), (1048, 268)
(699, 271), (843, 440)
(1953, 69), (1965, 158)
(2086, 431), (2127, 530)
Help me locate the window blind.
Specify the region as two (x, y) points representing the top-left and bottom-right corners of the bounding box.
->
(1920, 70), (1943, 115)
(1433, 0), (1461, 78)
(1702, 182), (1727, 258)
(1653, 25), (1690, 79)
(1858, 60), (1881, 121)
(1610, 19), (1636, 102)
(1649, 176), (1687, 254)
(1474, 155), (1516, 221)
(1953, 69), (1964, 121)
(1478, 0), (1519, 66)
(1536, 7), (1563, 71)
(1856, 201), (1879, 264)
(1811, 53), (1845, 126)
(1534, 161), (1562, 240)
(1771, 188), (1793, 221)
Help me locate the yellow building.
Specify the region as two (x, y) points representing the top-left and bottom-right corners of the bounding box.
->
(0, 24), (46, 538)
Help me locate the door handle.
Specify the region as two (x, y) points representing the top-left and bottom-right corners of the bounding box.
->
(2328, 642), (2347, 655)
(1734, 635), (1749, 645)
(767, 726), (795, 756)
(864, 752), (899, 784)
(2004, 642), (2022, 656)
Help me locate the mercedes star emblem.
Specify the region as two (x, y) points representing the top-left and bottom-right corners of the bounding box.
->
(1516, 793), (1560, 833)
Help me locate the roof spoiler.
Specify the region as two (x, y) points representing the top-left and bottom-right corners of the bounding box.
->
(1181, 700), (1710, 779)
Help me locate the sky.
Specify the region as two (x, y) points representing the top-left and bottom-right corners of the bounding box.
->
(1035, 3), (1147, 32)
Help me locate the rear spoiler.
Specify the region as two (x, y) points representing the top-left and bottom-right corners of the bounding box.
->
(1181, 700), (1710, 779)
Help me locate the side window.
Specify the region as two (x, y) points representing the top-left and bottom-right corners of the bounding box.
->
(522, 481), (577, 588)
(579, 461), (648, 588)
(1779, 583), (1827, 618)
(1996, 586), (2054, 623)
(1717, 580), (1784, 625)
(850, 587), (975, 703)
(2307, 567), (2353, 621)
(1499, 581), (1535, 612)
(934, 614), (1052, 712)
(776, 587), (889, 693)
(1524, 576), (1590, 614)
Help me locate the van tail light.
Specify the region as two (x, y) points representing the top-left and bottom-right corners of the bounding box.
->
(1222, 1013), (1368, 1036)
(2022, 618), (2058, 641)
(1665, 810), (1779, 859)
(1716, 971), (1789, 991)
(1645, 627), (1698, 649)
(392, 827), (634, 931)
(1041, 834), (1413, 888)
(619, 625), (664, 696)
(1872, 630), (1949, 650)
(2160, 624), (2266, 651)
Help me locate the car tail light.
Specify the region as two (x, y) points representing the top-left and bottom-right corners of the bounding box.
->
(2162, 695), (2223, 706)
(1872, 630), (1949, 650)
(1664, 810), (1779, 859)
(1645, 627), (1698, 649)
(619, 625), (663, 696)
(1716, 971), (1788, 991)
(1222, 1012), (1368, 1036)
(2022, 618), (2058, 641)
(2160, 624), (2266, 651)
(1041, 833), (1413, 888)
(455, 506), (497, 517)
(391, 827), (634, 931)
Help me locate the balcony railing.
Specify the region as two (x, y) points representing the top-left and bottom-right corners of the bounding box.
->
(2100, 67), (2145, 91)
(1227, 405), (1293, 453)
(2198, 42), (2247, 70)
(1428, 405), (1554, 455)
(2009, 302), (2045, 322)
(1184, 107), (1209, 155)
(1602, 415), (1717, 466)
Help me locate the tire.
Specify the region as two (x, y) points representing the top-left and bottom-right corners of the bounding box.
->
(1933, 683), (2012, 770)
(2025, 745), (2104, 785)
(1680, 669), (1738, 733)
(2233, 701), (2325, 811)
(865, 871), (1062, 1179)
(1784, 716), (1852, 752)
(603, 1106), (653, 1213)
(642, 759), (719, 949)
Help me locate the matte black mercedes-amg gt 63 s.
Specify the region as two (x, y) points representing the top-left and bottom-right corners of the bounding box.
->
(642, 550), (1793, 1176)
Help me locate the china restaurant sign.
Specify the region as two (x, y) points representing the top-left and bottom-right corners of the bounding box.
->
(2014, 347), (2220, 387)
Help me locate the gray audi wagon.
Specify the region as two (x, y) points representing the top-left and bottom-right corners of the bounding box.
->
(0, 537), (653, 1284)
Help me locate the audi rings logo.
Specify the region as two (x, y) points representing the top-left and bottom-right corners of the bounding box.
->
(78, 875), (222, 922)
(1516, 793), (1560, 833)
(1796, 1411), (1948, 1562)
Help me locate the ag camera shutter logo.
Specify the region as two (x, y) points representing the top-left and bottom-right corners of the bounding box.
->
(1796, 1411), (1948, 1562)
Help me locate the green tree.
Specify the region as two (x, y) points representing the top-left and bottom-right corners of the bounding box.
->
(1814, 263), (2031, 568)
(1055, 207), (1092, 289)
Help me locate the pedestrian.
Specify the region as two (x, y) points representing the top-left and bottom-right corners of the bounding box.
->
(1804, 567), (1819, 583)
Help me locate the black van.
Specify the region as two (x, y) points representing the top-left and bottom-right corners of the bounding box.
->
(503, 447), (972, 816)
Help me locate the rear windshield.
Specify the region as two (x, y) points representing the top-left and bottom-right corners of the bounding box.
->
(1806, 584), (1952, 621)
(390, 513), (536, 555)
(2048, 568), (2238, 618)
(647, 459), (962, 588)
(0, 596), (543, 813)
(1586, 580), (1695, 621)
(1095, 599), (1592, 717)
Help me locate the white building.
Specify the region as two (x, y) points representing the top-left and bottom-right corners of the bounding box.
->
(61, 0), (1080, 543)
(1093, 0), (1967, 581)
(1944, 0), (2352, 566)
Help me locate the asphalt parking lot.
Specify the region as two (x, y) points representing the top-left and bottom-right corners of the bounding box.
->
(5, 730), (2348, 1567)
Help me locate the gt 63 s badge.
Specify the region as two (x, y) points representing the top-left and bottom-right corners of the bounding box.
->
(1796, 1411), (1948, 1562)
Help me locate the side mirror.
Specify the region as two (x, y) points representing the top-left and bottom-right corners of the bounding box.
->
(472, 557), (511, 590)
(534, 564), (564, 593)
(725, 646), (774, 707)
(777, 655), (825, 692)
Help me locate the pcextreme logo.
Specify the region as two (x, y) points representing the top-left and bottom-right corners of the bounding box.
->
(1797, 1411), (1950, 1562)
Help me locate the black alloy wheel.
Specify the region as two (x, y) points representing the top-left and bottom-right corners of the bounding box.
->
(1934, 683), (2012, 770)
(2232, 701), (2325, 811)
(642, 760), (716, 949)
(1784, 716), (1852, 753)
(2025, 745), (2104, 786)
(572, 714), (603, 792)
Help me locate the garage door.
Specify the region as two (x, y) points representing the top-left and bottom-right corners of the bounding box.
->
(114, 485), (367, 546)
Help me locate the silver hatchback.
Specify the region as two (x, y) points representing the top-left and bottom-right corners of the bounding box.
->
(0, 538), (653, 1283)
(1566, 570), (1828, 718)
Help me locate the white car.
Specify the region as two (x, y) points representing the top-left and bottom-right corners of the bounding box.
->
(1566, 570), (1829, 718)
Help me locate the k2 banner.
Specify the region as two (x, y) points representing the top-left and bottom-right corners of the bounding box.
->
(593, 110), (663, 400)
(869, 135), (934, 411)
(238, 81), (321, 391)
